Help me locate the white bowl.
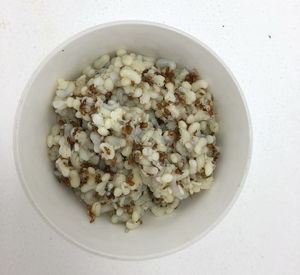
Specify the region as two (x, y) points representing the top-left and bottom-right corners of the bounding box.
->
(14, 21), (252, 260)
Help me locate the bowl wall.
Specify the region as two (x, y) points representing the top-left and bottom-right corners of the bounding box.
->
(14, 21), (252, 260)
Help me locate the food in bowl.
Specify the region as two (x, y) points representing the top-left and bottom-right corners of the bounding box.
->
(47, 49), (220, 230)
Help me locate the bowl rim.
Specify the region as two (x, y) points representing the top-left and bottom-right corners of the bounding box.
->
(13, 20), (253, 261)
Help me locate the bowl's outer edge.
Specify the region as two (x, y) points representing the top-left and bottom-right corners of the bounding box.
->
(13, 20), (253, 261)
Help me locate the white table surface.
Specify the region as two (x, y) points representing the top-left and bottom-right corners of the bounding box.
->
(1, 0), (300, 274)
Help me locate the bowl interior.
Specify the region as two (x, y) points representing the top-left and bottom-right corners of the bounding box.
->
(15, 22), (251, 259)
